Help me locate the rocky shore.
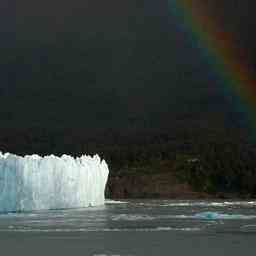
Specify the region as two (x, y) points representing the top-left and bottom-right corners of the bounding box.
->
(106, 173), (213, 199)
(105, 173), (243, 199)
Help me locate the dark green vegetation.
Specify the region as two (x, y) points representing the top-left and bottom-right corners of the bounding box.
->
(1, 126), (256, 198)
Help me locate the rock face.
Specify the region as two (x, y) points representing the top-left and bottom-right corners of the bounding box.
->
(0, 152), (109, 212)
(106, 173), (207, 199)
(106, 172), (246, 200)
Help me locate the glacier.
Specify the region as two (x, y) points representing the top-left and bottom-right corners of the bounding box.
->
(0, 152), (109, 213)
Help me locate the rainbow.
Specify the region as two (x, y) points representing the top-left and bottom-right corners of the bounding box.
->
(168, 0), (256, 130)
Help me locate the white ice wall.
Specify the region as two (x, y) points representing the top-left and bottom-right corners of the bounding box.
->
(0, 152), (109, 212)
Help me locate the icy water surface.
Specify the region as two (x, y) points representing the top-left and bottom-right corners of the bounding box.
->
(0, 199), (256, 255)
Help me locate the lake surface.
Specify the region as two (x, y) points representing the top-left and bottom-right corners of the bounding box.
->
(0, 199), (255, 255)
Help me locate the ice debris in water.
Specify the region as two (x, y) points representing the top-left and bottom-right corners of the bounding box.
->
(193, 212), (256, 220)
(0, 152), (109, 212)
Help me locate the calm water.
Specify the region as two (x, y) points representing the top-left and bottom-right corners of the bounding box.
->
(0, 199), (256, 255)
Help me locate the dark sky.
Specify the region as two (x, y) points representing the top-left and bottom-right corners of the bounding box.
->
(1, 1), (256, 145)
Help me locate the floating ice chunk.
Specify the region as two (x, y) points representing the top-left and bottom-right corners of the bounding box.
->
(193, 211), (256, 220)
(0, 152), (109, 212)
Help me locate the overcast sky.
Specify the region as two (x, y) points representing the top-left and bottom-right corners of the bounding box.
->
(0, 1), (255, 136)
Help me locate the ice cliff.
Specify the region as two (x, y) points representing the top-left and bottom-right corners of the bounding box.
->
(0, 152), (109, 212)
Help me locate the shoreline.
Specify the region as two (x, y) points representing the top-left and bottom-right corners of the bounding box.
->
(106, 174), (255, 200)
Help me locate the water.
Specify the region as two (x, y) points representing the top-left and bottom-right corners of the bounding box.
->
(0, 199), (255, 255)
